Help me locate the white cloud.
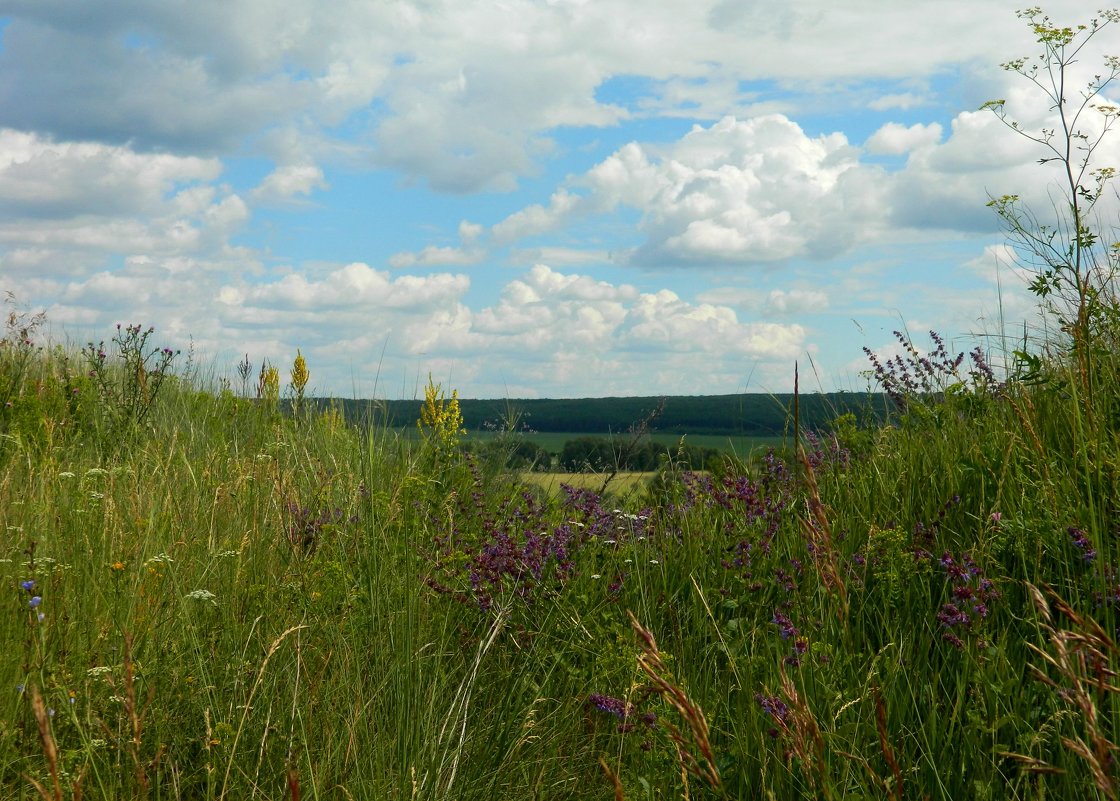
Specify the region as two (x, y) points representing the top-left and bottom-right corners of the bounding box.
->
(865, 122), (942, 155)
(0, 128), (221, 218)
(0, 0), (1100, 191)
(250, 164), (328, 202)
(388, 246), (484, 268)
(507, 246), (613, 266)
(227, 262), (470, 311)
(486, 114), (883, 266)
(868, 92), (930, 111)
(766, 288), (829, 314)
(389, 219), (488, 267)
(491, 189), (590, 244)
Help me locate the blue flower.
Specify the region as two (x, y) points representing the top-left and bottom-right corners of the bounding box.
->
(29, 596), (41, 609)
(20, 580), (34, 592)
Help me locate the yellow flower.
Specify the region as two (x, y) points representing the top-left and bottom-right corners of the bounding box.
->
(417, 374), (464, 457)
(111, 561), (125, 571)
(290, 349), (309, 405)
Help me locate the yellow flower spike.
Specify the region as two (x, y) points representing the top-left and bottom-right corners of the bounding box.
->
(417, 374), (465, 459)
(262, 366), (280, 403)
(290, 349), (309, 409)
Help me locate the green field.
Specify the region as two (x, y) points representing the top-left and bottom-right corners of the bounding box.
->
(519, 470), (654, 496)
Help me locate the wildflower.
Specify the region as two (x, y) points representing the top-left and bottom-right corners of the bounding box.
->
(29, 596), (41, 609)
(185, 589), (217, 605)
(588, 693), (633, 720)
(20, 579), (34, 592)
(1068, 526), (1097, 563)
(990, 512), (1002, 523)
(755, 693), (790, 737)
(771, 611), (798, 640)
(110, 561), (125, 571)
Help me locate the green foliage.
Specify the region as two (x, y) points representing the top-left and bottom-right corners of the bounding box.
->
(82, 323), (181, 446)
(983, 7), (1120, 390)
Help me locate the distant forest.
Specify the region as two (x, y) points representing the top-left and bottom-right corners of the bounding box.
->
(317, 392), (890, 436)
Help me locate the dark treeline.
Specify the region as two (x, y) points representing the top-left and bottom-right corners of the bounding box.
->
(317, 392), (889, 436)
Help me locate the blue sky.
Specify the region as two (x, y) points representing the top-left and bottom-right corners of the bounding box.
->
(0, 1), (1116, 398)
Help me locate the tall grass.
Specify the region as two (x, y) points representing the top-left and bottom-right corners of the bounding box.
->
(0, 303), (1118, 799)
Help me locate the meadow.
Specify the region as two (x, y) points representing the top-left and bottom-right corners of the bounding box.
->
(3, 11), (1120, 799)
(1, 294), (1119, 800)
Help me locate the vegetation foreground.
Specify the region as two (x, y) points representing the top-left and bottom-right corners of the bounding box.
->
(3, 8), (1120, 800)
(0, 313), (1118, 801)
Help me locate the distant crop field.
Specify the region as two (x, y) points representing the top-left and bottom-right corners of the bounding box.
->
(519, 470), (652, 495)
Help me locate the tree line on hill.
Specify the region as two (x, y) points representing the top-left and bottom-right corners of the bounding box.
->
(318, 392), (888, 437)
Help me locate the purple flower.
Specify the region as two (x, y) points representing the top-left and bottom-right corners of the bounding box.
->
(937, 603), (970, 628)
(1068, 527), (1097, 564)
(771, 611), (798, 640)
(29, 596), (41, 609)
(588, 693), (633, 719)
(755, 693), (790, 731)
(20, 580), (34, 592)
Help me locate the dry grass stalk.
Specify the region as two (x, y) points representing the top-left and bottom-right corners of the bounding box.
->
(627, 611), (723, 797)
(792, 361), (848, 622)
(287, 766), (301, 801)
(777, 663), (835, 801)
(598, 757), (626, 801)
(120, 634), (157, 797)
(872, 686), (903, 801)
(219, 624), (308, 801)
(796, 443), (849, 621)
(27, 684), (62, 801)
(1022, 582), (1119, 799)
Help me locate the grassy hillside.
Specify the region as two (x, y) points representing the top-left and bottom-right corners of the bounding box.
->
(1, 301), (1119, 800)
(4, 11), (1119, 798)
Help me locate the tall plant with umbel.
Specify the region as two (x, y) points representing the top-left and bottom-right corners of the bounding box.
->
(982, 7), (1120, 398)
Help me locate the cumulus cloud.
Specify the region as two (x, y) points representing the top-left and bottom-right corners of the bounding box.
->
(0, 0), (1096, 191)
(225, 262), (469, 311)
(488, 114), (884, 266)
(389, 219), (488, 267)
(250, 164), (328, 202)
(471, 264), (805, 376)
(865, 122), (942, 155)
(0, 128), (221, 218)
(0, 128), (247, 290)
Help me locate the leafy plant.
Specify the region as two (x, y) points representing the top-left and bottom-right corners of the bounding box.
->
(982, 7), (1120, 390)
(82, 323), (180, 444)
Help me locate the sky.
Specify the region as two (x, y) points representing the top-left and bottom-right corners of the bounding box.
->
(0, 1), (1117, 399)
